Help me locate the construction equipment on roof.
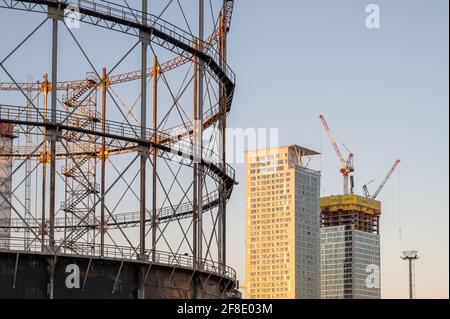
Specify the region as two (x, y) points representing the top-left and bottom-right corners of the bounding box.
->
(363, 159), (401, 199)
(319, 114), (355, 195)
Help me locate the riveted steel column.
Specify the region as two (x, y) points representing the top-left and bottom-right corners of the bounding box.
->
(138, 0), (149, 300)
(218, 5), (228, 272)
(151, 55), (158, 263)
(140, 0), (148, 262)
(49, 13), (58, 253)
(196, 0), (205, 270)
(100, 67), (107, 257)
(193, 40), (199, 271)
(40, 73), (49, 250)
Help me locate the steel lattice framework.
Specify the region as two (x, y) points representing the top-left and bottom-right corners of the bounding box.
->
(0, 0), (236, 298)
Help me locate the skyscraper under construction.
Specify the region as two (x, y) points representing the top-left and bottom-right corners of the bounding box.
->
(320, 195), (381, 299)
(245, 145), (321, 299)
(318, 114), (384, 299)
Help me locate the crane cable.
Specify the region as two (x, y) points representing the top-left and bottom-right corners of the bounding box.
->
(398, 164), (403, 243)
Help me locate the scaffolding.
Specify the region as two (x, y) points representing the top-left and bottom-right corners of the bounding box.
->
(320, 194), (381, 234)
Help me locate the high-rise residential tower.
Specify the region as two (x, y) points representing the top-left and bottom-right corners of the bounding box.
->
(320, 195), (381, 299)
(245, 145), (321, 299)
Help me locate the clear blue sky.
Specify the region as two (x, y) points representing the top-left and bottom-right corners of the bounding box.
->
(226, 0), (449, 299)
(0, 1), (448, 299)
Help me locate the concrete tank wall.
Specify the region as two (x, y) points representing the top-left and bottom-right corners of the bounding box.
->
(0, 250), (236, 299)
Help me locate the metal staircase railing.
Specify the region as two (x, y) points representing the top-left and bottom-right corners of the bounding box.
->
(63, 78), (97, 108)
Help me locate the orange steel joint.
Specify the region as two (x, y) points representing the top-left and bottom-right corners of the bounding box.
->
(40, 73), (51, 92)
(39, 150), (51, 164)
(101, 72), (110, 88)
(99, 146), (109, 161)
(152, 59), (161, 77)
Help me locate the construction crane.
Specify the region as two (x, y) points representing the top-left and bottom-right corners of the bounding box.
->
(363, 159), (401, 199)
(319, 114), (355, 194)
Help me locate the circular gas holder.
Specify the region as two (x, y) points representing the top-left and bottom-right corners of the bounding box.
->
(0, 0), (238, 299)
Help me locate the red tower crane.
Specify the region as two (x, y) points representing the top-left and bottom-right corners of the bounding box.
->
(319, 114), (355, 195)
(363, 159), (401, 199)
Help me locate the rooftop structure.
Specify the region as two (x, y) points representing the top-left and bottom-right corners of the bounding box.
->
(320, 195), (381, 234)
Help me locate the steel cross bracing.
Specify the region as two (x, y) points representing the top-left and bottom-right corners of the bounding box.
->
(0, 0), (236, 92)
(0, 0), (236, 292)
(0, 104), (236, 184)
(4, 188), (232, 231)
(0, 28), (223, 92)
(0, 95), (233, 161)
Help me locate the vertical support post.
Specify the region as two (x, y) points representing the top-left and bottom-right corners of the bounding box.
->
(139, 2), (149, 300)
(192, 39), (199, 270)
(47, 256), (56, 299)
(196, 0), (205, 269)
(344, 175), (349, 195)
(402, 252), (418, 299)
(218, 5), (227, 271)
(63, 152), (68, 254)
(24, 75), (33, 249)
(49, 16), (58, 252)
(100, 67), (107, 257)
(40, 73), (49, 250)
(151, 56), (158, 262)
(408, 259), (413, 299)
(140, 0), (148, 263)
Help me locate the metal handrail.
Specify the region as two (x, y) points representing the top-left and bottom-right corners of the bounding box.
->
(0, 104), (235, 181)
(2, 236), (236, 281)
(5, 188), (231, 231)
(55, 0), (235, 85)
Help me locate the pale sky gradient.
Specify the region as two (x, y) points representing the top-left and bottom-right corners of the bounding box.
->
(0, 1), (448, 299)
(226, 0), (449, 299)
